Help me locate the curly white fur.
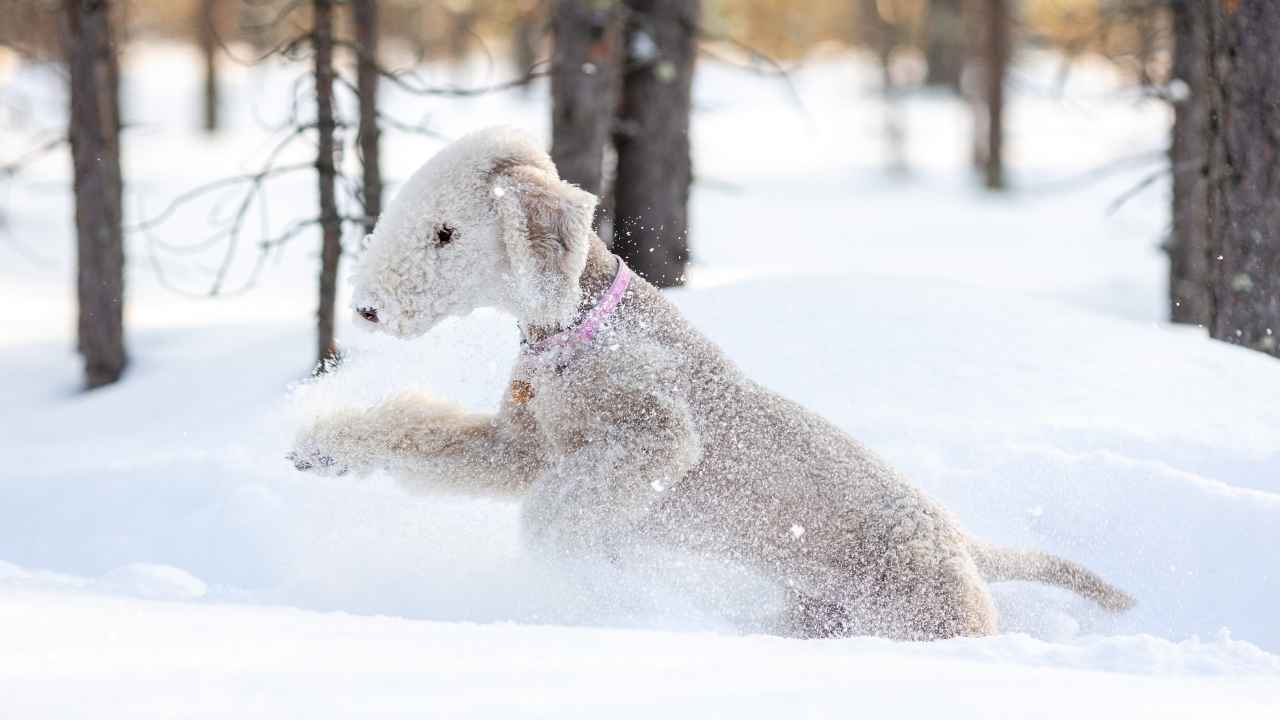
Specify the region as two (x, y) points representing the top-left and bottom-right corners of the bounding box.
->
(293, 126), (1134, 639)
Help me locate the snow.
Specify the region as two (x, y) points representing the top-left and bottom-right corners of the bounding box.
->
(2, 44), (1279, 715)
(3, 590), (1278, 719)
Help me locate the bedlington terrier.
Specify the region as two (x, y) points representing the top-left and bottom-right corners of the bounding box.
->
(289, 126), (1133, 639)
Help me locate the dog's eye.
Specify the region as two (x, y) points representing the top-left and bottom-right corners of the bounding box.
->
(435, 225), (454, 246)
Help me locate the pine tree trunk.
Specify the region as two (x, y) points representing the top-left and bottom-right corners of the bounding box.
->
(858, 0), (907, 174)
(612, 0), (697, 287)
(352, 0), (382, 237)
(238, 0), (274, 54)
(1133, 3), (1157, 89)
(924, 0), (965, 90)
(1204, 0), (1280, 357)
(513, 0), (542, 93)
(198, 0), (219, 133)
(447, 6), (478, 76)
(550, 0), (622, 196)
(976, 0), (1008, 190)
(1168, 0), (1212, 326)
(64, 0), (126, 389)
(880, 49), (908, 175)
(313, 0), (342, 367)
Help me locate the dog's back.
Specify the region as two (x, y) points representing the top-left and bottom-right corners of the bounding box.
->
(578, 264), (1129, 638)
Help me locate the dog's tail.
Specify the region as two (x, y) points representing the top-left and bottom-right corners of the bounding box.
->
(966, 539), (1135, 612)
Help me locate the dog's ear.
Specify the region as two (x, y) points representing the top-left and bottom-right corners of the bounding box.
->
(491, 163), (596, 326)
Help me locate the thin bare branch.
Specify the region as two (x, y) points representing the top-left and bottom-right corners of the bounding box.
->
(374, 109), (450, 140)
(1106, 157), (1207, 216)
(131, 161), (311, 235)
(1021, 148), (1169, 193)
(692, 26), (810, 121)
(206, 2), (312, 68)
(332, 39), (549, 97)
(0, 135), (68, 177)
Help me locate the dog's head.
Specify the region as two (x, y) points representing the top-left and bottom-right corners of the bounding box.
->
(350, 126), (597, 338)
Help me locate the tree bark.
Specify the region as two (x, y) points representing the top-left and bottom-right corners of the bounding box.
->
(447, 5), (478, 76)
(352, 0), (382, 237)
(975, 0), (1008, 190)
(1133, 3), (1157, 89)
(924, 0), (965, 90)
(64, 0), (126, 389)
(1204, 0), (1280, 357)
(313, 0), (342, 367)
(612, 0), (697, 288)
(198, 0), (219, 133)
(550, 0), (622, 197)
(513, 0), (542, 93)
(858, 0), (908, 175)
(1167, 0), (1212, 325)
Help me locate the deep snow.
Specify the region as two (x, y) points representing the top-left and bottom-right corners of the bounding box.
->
(2, 44), (1278, 716)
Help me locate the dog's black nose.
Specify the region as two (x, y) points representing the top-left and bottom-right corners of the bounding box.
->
(357, 307), (379, 323)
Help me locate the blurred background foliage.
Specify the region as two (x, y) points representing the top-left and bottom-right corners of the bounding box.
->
(0, 0), (1170, 85)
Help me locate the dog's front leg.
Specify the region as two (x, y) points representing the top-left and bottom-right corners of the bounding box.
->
(290, 391), (545, 497)
(521, 390), (701, 556)
(288, 405), (376, 477)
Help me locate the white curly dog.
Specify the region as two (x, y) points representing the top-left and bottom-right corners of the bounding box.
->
(290, 126), (1133, 639)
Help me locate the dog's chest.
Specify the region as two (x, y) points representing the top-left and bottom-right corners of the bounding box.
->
(509, 360), (580, 441)
(508, 378), (536, 406)
(509, 357), (554, 404)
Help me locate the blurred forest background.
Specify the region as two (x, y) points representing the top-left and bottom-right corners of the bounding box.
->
(0, 0), (1276, 389)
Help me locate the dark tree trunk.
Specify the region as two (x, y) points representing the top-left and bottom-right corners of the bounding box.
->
(924, 0), (965, 90)
(858, 0), (907, 175)
(975, 0), (1008, 190)
(447, 6), (479, 73)
(352, 0), (382, 237)
(1204, 0), (1280, 357)
(238, 0), (274, 54)
(612, 0), (697, 288)
(550, 0), (622, 197)
(1133, 3), (1157, 89)
(313, 0), (342, 367)
(1168, 0), (1212, 325)
(513, 0), (543, 92)
(64, 0), (126, 389)
(198, 0), (219, 133)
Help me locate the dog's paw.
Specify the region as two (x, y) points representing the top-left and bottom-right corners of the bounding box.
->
(288, 413), (365, 477)
(285, 447), (350, 476)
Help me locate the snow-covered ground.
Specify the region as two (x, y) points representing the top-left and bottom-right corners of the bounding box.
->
(2, 45), (1278, 716)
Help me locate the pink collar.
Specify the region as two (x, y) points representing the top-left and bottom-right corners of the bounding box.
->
(522, 257), (632, 357)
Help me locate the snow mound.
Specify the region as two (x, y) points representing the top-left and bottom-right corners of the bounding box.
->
(0, 561), (26, 580)
(95, 563), (208, 602)
(1, 591), (1277, 718)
